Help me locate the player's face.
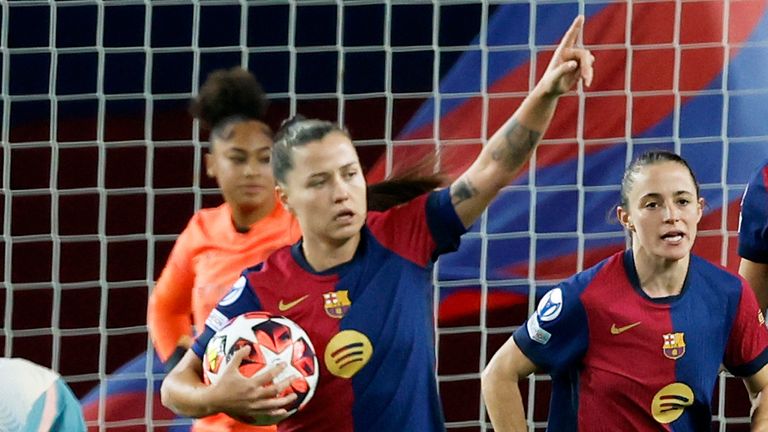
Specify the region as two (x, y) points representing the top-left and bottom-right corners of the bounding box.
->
(205, 120), (276, 212)
(278, 131), (367, 248)
(618, 161), (703, 262)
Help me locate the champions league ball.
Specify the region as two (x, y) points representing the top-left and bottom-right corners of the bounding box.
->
(202, 312), (319, 423)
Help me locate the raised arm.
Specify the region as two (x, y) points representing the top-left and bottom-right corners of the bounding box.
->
(450, 15), (594, 227)
(482, 336), (538, 432)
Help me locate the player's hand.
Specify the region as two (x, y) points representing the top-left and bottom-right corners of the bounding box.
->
(538, 15), (594, 97)
(209, 345), (298, 422)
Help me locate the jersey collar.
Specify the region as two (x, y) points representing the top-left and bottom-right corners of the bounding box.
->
(622, 249), (691, 304)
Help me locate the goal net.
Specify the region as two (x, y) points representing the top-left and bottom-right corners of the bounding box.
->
(3, 1), (768, 431)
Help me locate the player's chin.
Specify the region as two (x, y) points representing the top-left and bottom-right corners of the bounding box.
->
(334, 217), (364, 233)
(657, 244), (691, 262)
(237, 193), (270, 209)
(327, 223), (363, 244)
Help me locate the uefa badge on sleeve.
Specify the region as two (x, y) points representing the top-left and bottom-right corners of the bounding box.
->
(536, 288), (563, 322)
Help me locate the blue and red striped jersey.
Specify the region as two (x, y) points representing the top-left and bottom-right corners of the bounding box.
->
(739, 160), (768, 264)
(514, 250), (768, 431)
(192, 188), (466, 432)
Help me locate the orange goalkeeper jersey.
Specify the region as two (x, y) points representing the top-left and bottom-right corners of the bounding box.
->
(148, 199), (300, 432)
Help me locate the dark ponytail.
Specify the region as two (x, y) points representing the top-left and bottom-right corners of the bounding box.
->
(367, 158), (446, 211)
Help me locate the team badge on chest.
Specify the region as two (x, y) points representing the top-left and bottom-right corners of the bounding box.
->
(323, 290), (351, 319)
(662, 332), (686, 360)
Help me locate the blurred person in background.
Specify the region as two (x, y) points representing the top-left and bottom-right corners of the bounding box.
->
(147, 67), (301, 432)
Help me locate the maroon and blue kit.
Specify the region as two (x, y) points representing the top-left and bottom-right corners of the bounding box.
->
(739, 160), (768, 264)
(191, 189), (466, 432)
(513, 250), (768, 431)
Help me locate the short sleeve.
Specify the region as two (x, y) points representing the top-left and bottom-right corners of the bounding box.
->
(724, 281), (768, 377)
(367, 188), (466, 267)
(739, 162), (768, 263)
(190, 273), (264, 358)
(512, 285), (589, 373)
(425, 188), (467, 257)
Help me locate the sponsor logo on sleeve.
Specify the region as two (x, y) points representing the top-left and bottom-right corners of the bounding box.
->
(527, 315), (552, 344)
(218, 276), (246, 306)
(537, 288), (563, 322)
(205, 309), (229, 332)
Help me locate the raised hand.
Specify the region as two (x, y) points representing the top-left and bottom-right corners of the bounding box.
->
(539, 15), (594, 97)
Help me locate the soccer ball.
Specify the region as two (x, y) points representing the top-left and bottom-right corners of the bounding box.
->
(202, 312), (319, 423)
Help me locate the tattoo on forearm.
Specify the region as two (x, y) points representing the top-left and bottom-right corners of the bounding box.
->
(451, 178), (478, 206)
(491, 118), (542, 171)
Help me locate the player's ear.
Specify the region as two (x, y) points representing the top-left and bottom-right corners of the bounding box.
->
(277, 185), (293, 214)
(617, 206), (633, 231)
(204, 153), (216, 178)
(696, 197), (705, 223)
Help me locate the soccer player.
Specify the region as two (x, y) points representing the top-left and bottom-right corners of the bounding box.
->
(739, 159), (768, 312)
(160, 15), (594, 431)
(147, 67), (300, 431)
(0, 358), (86, 431)
(482, 151), (768, 431)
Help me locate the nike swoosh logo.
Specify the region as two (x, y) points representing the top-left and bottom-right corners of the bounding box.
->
(278, 295), (309, 312)
(610, 321), (641, 335)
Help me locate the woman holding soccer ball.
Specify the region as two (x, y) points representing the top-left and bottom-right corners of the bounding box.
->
(162, 16), (594, 431)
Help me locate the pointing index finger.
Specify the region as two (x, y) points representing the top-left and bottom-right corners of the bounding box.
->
(559, 15), (585, 49)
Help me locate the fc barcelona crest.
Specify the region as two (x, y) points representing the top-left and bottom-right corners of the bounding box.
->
(662, 332), (686, 360)
(323, 290), (351, 319)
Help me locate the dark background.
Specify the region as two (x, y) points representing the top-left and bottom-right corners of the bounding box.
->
(1, 2), (752, 430)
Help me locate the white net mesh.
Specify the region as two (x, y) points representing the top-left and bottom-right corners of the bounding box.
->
(2, 1), (767, 431)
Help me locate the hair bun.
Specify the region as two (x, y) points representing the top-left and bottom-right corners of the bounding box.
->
(190, 67), (268, 130)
